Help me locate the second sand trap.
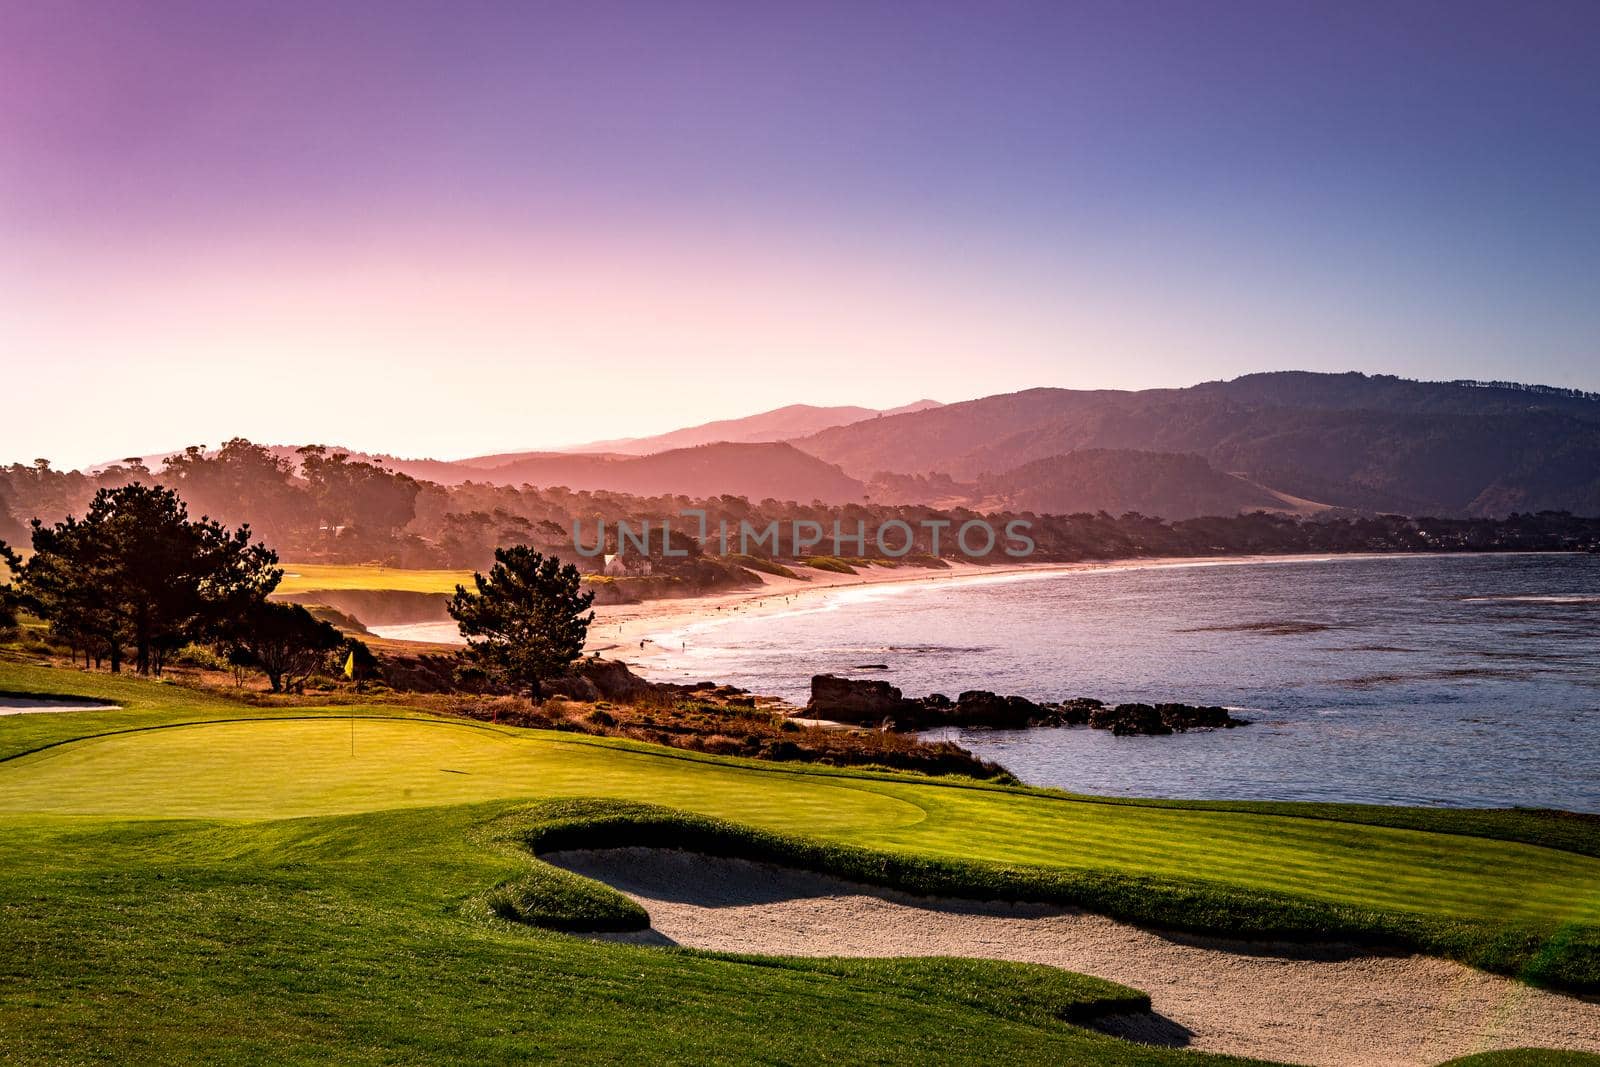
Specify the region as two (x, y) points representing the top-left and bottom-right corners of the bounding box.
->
(0, 695), (120, 716)
(550, 847), (1600, 1067)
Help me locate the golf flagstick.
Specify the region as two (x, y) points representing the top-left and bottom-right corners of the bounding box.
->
(344, 649), (357, 756)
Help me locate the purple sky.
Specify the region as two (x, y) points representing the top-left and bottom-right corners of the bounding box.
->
(3, 1), (1598, 468)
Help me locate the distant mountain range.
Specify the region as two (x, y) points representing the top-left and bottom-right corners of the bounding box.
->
(81, 374), (1600, 519)
(798, 373), (1600, 518)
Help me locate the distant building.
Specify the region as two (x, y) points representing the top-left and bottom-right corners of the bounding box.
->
(602, 553), (652, 578)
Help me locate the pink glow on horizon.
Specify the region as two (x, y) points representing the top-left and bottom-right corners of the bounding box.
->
(5, 2), (1598, 468)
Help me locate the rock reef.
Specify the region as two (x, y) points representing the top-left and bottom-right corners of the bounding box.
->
(804, 675), (1249, 735)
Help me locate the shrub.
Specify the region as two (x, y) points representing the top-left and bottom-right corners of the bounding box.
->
(171, 643), (229, 670)
(727, 554), (802, 580)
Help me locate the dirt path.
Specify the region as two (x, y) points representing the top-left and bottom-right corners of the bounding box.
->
(549, 848), (1600, 1067)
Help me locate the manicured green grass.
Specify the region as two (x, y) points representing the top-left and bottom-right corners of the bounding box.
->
(3, 661), (1599, 993)
(0, 808), (1250, 1066)
(3, 661), (1599, 1063)
(276, 562), (474, 595)
(0, 659), (432, 763)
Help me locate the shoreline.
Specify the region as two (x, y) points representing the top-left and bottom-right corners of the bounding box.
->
(589, 550), (1445, 674)
(368, 550), (1581, 666)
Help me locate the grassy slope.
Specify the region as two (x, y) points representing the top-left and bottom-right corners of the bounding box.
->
(3, 808), (1247, 1067)
(2, 662), (1598, 1063)
(2, 668), (1593, 923)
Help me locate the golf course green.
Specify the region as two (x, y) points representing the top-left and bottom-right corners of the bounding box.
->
(3, 660), (1598, 1065)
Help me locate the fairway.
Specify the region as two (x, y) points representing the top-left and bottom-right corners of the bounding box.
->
(4, 711), (1597, 931)
(276, 563), (473, 595)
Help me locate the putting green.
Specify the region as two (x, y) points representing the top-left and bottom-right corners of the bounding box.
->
(0, 718), (925, 835)
(3, 714), (1597, 930)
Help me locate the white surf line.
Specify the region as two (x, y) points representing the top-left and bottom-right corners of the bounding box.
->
(626, 552), (1394, 671)
(550, 848), (1600, 1067)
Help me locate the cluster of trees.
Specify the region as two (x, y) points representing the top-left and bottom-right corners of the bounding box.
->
(0, 484), (353, 691)
(6, 441), (1600, 582)
(0, 478), (595, 698)
(2, 442), (423, 565)
(1449, 379), (1600, 403)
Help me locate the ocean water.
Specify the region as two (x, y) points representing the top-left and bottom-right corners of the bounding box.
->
(635, 554), (1600, 811)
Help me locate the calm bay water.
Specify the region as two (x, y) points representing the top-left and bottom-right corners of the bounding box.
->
(636, 554), (1600, 811)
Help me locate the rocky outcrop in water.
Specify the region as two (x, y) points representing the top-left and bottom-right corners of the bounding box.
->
(1087, 702), (1245, 735)
(806, 674), (914, 722)
(804, 675), (1248, 735)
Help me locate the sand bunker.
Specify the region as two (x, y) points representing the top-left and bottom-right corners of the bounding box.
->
(0, 695), (120, 716)
(550, 848), (1600, 1067)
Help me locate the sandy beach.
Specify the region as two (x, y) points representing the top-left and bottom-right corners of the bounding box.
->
(582, 552), (1387, 671)
(368, 551), (1412, 662)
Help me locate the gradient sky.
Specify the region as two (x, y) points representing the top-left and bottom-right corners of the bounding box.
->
(3, 0), (1598, 469)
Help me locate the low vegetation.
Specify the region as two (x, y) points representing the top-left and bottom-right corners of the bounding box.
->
(727, 553), (803, 579)
(446, 684), (1015, 781)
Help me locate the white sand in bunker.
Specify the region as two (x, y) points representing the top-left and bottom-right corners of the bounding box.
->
(549, 848), (1600, 1067)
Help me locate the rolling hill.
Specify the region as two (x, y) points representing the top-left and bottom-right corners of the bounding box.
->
(979, 450), (1301, 519)
(470, 441), (868, 503)
(76, 374), (1600, 519)
(795, 373), (1600, 517)
(475, 400), (943, 461)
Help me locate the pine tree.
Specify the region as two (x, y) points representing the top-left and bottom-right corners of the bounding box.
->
(447, 546), (594, 700)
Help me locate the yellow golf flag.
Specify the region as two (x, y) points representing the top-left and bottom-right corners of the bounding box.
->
(343, 651), (356, 680)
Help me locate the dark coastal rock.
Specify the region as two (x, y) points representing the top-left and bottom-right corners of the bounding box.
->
(1088, 701), (1248, 735)
(1155, 702), (1245, 730)
(802, 676), (1248, 735)
(953, 690), (1045, 728)
(543, 674), (603, 702)
(577, 657), (656, 702)
(806, 674), (909, 723)
(1089, 703), (1172, 735)
(1055, 697), (1104, 725)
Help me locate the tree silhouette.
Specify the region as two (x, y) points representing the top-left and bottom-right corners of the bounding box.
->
(448, 546), (594, 700)
(19, 484), (281, 674)
(226, 601), (342, 692)
(0, 540), (19, 631)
